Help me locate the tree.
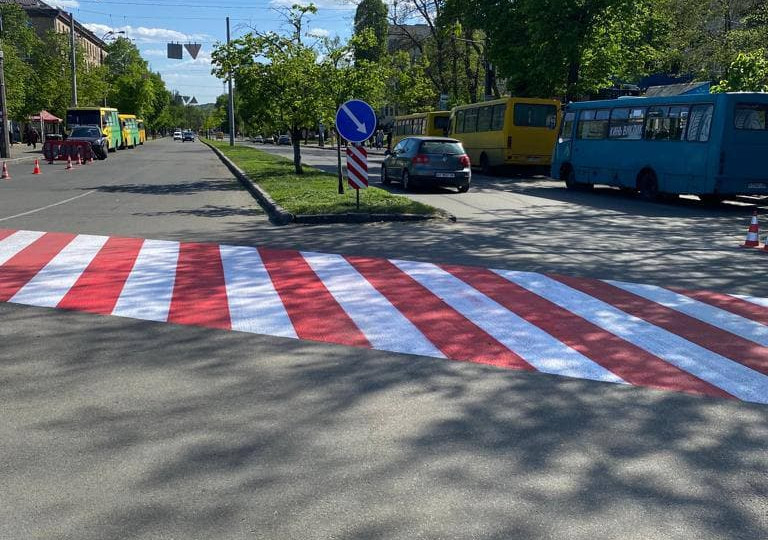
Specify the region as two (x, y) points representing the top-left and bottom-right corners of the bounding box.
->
(0, 3), (39, 119)
(353, 0), (388, 62)
(212, 3), (386, 174)
(712, 50), (768, 92)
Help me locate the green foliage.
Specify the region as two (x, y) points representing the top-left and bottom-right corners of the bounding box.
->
(353, 0), (388, 62)
(712, 50), (768, 92)
(211, 3), (387, 174)
(0, 4), (39, 119)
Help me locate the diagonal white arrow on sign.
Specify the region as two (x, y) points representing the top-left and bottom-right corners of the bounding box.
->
(341, 103), (368, 134)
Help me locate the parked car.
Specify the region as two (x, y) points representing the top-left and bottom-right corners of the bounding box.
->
(381, 136), (471, 193)
(182, 130), (195, 142)
(278, 134), (291, 145)
(173, 130), (182, 141)
(66, 125), (108, 160)
(252, 135), (264, 144)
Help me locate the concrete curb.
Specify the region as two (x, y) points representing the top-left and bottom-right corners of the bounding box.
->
(205, 140), (455, 225)
(203, 140), (295, 225)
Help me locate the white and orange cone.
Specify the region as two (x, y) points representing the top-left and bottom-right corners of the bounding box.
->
(77, 151), (83, 166)
(742, 210), (760, 248)
(1, 161), (10, 180)
(32, 159), (41, 175)
(65, 155), (73, 170)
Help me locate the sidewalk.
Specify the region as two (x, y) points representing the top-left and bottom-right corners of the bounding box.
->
(4, 144), (44, 163)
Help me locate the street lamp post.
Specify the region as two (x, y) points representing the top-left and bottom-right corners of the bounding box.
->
(100, 31), (125, 106)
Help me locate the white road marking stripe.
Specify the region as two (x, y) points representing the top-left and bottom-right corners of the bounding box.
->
(732, 294), (768, 309)
(0, 191), (95, 223)
(219, 244), (297, 339)
(111, 239), (179, 322)
(0, 230), (46, 265)
(496, 270), (768, 404)
(302, 252), (445, 358)
(391, 260), (624, 383)
(9, 234), (108, 307)
(607, 280), (768, 347)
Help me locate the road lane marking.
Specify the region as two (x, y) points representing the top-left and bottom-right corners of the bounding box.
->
(393, 260), (625, 383)
(498, 270), (767, 404)
(220, 244), (297, 339)
(302, 252), (445, 358)
(0, 191), (95, 223)
(111, 239), (179, 322)
(10, 234), (109, 308)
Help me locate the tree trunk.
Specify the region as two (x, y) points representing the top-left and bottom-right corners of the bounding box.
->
(291, 127), (303, 175)
(566, 57), (580, 103)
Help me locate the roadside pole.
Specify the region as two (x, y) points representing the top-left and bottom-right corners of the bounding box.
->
(70, 13), (77, 106)
(0, 51), (9, 159)
(336, 129), (344, 194)
(226, 17), (235, 147)
(0, 13), (10, 158)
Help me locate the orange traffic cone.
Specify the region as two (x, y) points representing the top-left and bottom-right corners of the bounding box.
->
(742, 210), (760, 247)
(65, 155), (73, 170)
(1, 161), (10, 180)
(87, 153), (93, 164)
(77, 151), (83, 166)
(32, 159), (41, 175)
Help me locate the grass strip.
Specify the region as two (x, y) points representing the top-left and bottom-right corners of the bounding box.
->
(208, 140), (439, 216)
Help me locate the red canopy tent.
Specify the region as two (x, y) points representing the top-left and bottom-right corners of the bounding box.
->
(29, 110), (62, 123)
(28, 110), (63, 141)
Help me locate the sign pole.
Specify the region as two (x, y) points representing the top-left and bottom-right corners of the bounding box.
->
(337, 132), (344, 194)
(356, 187), (360, 210)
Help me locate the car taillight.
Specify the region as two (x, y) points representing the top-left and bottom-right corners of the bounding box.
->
(412, 154), (430, 165)
(459, 154), (470, 167)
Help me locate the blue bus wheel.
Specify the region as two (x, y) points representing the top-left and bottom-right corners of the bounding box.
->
(637, 171), (659, 201)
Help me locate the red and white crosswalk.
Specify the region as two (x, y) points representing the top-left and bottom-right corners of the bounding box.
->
(2, 228), (768, 404)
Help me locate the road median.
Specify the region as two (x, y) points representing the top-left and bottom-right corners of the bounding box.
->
(204, 139), (451, 225)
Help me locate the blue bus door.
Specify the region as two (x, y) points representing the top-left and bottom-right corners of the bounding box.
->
(554, 111), (575, 174)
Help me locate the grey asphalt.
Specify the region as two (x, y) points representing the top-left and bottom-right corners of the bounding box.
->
(0, 138), (766, 540)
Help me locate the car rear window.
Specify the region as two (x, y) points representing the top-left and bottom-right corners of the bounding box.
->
(419, 141), (464, 154)
(71, 127), (99, 137)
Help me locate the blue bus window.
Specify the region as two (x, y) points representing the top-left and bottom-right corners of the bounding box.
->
(609, 107), (645, 140)
(735, 104), (768, 130)
(577, 109), (609, 139)
(559, 112), (575, 142)
(687, 104), (714, 142)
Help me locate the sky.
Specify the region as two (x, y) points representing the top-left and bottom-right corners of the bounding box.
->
(44, 0), (360, 105)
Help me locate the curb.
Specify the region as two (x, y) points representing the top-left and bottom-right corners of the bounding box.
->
(204, 140), (455, 226)
(203, 140), (295, 225)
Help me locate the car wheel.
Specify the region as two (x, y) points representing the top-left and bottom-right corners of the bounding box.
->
(381, 165), (391, 185)
(402, 170), (412, 191)
(457, 183), (470, 193)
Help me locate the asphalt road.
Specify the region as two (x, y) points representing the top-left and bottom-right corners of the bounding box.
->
(1, 138), (766, 540)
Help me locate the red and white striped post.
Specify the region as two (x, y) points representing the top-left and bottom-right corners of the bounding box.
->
(346, 143), (368, 209)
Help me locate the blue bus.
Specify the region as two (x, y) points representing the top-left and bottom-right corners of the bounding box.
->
(551, 92), (768, 203)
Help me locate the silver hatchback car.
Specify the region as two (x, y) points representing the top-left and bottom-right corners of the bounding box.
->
(381, 136), (471, 193)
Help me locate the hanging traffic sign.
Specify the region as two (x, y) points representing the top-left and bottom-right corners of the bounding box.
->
(335, 99), (376, 143)
(346, 144), (368, 190)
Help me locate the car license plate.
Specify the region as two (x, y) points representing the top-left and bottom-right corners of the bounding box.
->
(747, 182), (767, 189)
(435, 173), (455, 178)
(527, 157), (541, 162)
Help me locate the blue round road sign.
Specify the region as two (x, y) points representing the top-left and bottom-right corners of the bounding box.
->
(335, 99), (376, 143)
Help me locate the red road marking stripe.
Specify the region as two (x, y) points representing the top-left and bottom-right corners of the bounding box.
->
(0, 230), (17, 242)
(445, 266), (733, 398)
(259, 248), (370, 347)
(347, 256), (534, 370)
(0, 232), (76, 302)
(57, 237), (145, 314)
(347, 160), (368, 182)
(167, 242), (231, 330)
(554, 275), (768, 377)
(347, 150), (367, 172)
(672, 288), (768, 327)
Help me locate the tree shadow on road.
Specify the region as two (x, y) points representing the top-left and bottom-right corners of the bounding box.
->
(1, 303), (766, 539)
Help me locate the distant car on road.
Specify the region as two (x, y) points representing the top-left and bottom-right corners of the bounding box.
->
(182, 130), (195, 142)
(173, 130), (182, 141)
(252, 135), (264, 144)
(278, 134), (291, 145)
(381, 136), (471, 193)
(66, 125), (108, 160)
